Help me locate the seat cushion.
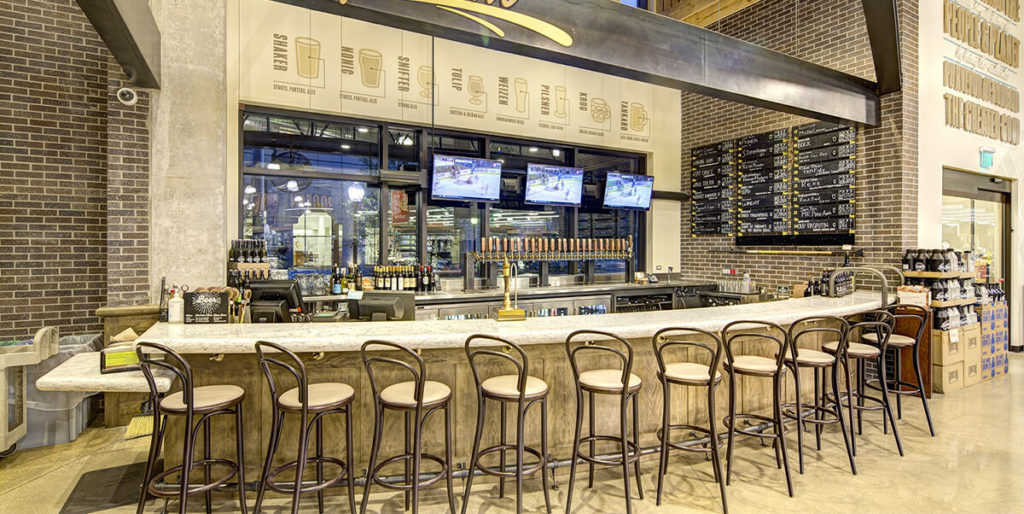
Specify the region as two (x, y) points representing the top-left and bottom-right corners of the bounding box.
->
(863, 333), (916, 347)
(664, 362), (721, 384)
(160, 385), (244, 413)
(579, 369), (641, 391)
(823, 341), (881, 358)
(783, 349), (835, 366)
(481, 375), (548, 399)
(380, 380), (451, 407)
(278, 382), (355, 410)
(729, 355), (778, 374)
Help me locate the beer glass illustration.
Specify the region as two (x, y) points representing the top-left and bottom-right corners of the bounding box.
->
(513, 78), (528, 113)
(554, 85), (567, 118)
(629, 102), (649, 132)
(468, 75), (485, 105)
(590, 97), (611, 123)
(359, 49), (384, 89)
(417, 66), (434, 98)
(295, 37), (322, 79)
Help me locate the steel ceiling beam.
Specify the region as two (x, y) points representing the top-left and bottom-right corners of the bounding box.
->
(275, 0), (882, 126)
(75, 0), (161, 88)
(862, 0), (903, 95)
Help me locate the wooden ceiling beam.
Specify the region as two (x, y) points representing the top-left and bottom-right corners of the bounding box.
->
(663, 0), (767, 28)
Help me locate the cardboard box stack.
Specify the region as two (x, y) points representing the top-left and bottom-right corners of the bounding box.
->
(978, 301), (1010, 381)
(932, 322), (978, 393)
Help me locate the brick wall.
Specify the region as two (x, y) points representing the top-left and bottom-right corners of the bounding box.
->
(680, 0), (919, 292)
(0, 0), (151, 339)
(106, 57), (150, 306)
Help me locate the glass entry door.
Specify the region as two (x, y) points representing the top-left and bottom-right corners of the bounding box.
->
(942, 196), (1008, 284)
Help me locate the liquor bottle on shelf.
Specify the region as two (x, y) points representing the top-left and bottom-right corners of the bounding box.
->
(331, 265), (342, 295)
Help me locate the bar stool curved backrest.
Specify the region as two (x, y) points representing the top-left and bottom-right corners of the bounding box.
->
(886, 304), (929, 342)
(361, 340), (427, 407)
(465, 334), (529, 403)
(788, 316), (849, 360)
(652, 327), (724, 378)
(565, 329), (635, 390)
(136, 342), (193, 416)
(721, 320), (788, 375)
(848, 310), (896, 349)
(255, 341), (309, 416)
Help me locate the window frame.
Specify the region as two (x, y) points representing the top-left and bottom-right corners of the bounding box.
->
(239, 106), (649, 274)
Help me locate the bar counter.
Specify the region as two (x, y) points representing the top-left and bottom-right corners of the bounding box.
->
(138, 293), (880, 353)
(134, 293), (881, 477)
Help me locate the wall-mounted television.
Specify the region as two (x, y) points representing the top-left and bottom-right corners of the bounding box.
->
(431, 155), (502, 202)
(603, 172), (654, 210)
(524, 164), (583, 207)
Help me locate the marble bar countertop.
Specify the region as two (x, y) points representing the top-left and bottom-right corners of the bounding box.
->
(135, 293), (882, 355)
(35, 352), (175, 393)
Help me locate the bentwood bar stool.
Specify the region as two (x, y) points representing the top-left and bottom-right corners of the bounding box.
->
(565, 329), (644, 514)
(863, 304), (935, 437)
(253, 341), (357, 514)
(652, 327), (727, 513)
(825, 311), (904, 457)
(360, 340), (457, 514)
(721, 320), (793, 498)
(135, 342), (248, 514)
(783, 316), (856, 475)
(462, 335), (552, 514)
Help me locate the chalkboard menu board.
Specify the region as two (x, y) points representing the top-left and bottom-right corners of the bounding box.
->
(791, 121), (856, 242)
(690, 140), (736, 236)
(736, 129), (790, 237)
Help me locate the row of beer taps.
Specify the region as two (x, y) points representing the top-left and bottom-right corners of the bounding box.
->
(470, 235), (633, 263)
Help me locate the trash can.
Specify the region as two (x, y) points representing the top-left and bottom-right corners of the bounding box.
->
(20, 334), (102, 449)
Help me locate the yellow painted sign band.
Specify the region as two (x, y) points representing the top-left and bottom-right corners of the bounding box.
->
(436, 5), (506, 38)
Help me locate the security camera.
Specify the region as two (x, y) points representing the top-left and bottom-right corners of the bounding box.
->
(116, 87), (138, 106)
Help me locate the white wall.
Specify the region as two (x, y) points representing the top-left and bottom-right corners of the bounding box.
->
(919, 1), (1023, 349)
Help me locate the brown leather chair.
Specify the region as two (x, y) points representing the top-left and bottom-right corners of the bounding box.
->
(652, 327), (727, 512)
(253, 341), (357, 514)
(565, 329), (643, 514)
(461, 334), (551, 514)
(360, 340), (457, 514)
(135, 342), (248, 514)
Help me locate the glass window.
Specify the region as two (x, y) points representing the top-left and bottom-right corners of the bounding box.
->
(942, 195), (1007, 284)
(426, 205), (481, 274)
(242, 174), (380, 273)
(490, 206), (569, 275)
(243, 113), (381, 176)
(388, 129), (420, 171)
(387, 189), (418, 264)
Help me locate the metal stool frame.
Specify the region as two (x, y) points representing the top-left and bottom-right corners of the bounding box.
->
(564, 329), (644, 514)
(864, 304), (935, 437)
(359, 340), (457, 514)
(784, 316), (856, 475)
(652, 327), (727, 512)
(135, 342), (248, 514)
(721, 320), (794, 498)
(461, 334), (551, 514)
(834, 311), (904, 457)
(253, 341), (356, 514)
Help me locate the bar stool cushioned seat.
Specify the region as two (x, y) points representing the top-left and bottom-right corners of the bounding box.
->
(783, 348), (835, 366)
(579, 369), (641, 392)
(159, 384), (245, 413)
(664, 362), (722, 384)
(823, 340), (880, 358)
(278, 382), (355, 411)
(481, 374), (549, 399)
(729, 355), (777, 374)
(862, 332), (915, 347)
(380, 380), (451, 407)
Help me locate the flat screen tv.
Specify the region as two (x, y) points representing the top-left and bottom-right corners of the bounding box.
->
(431, 155), (502, 202)
(524, 164), (583, 207)
(603, 172), (654, 210)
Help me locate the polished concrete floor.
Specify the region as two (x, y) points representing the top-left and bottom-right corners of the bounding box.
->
(1, 355), (1021, 513)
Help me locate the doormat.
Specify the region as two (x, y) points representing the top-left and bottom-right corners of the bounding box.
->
(60, 460), (161, 514)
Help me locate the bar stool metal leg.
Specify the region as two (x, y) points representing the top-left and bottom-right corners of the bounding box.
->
(235, 405), (249, 513)
(877, 352), (904, 455)
(204, 419), (213, 514)
(830, 361), (857, 474)
(540, 399), (552, 513)
(725, 371), (736, 486)
(587, 391), (595, 489)
(444, 404), (457, 514)
(359, 403), (383, 514)
(912, 344), (936, 436)
(566, 386), (584, 514)
(708, 387), (727, 513)
(461, 393), (487, 514)
(619, 395), (633, 510)
(631, 394), (643, 499)
(773, 375), (794, 497)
